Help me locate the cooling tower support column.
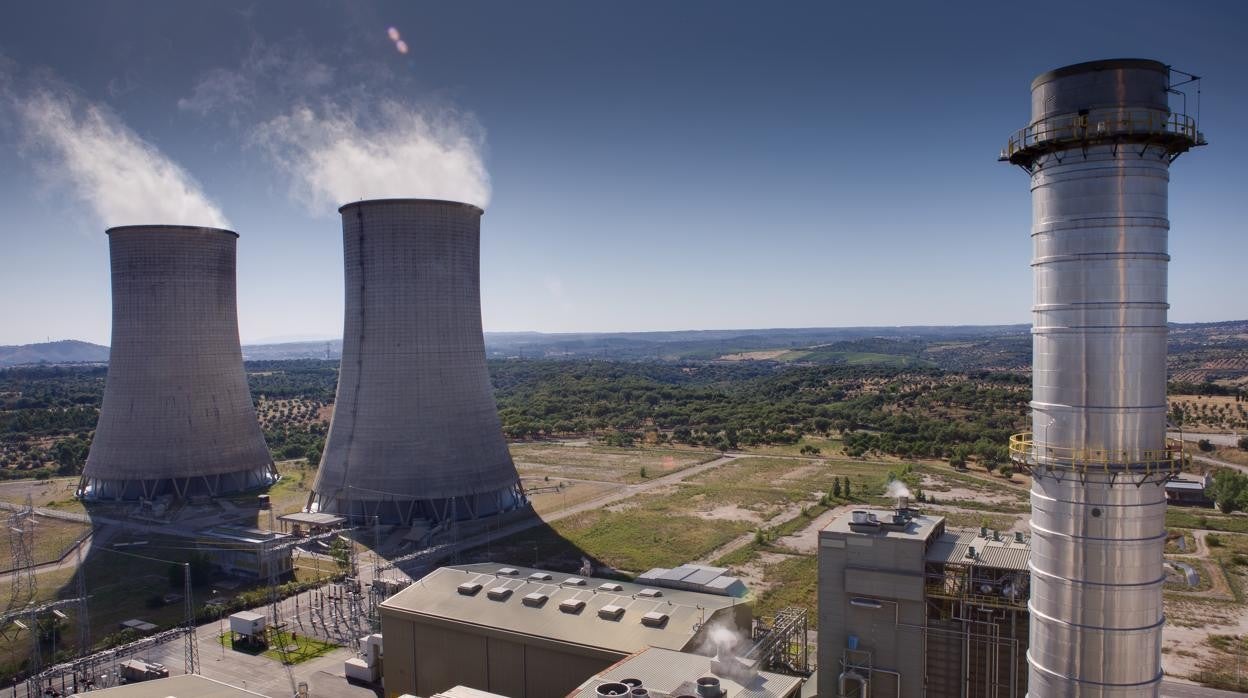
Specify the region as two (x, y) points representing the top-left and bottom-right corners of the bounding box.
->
(80, 226), (277, 501)
(309, 199), (526, 526)
(1004, 60), (1204, 697)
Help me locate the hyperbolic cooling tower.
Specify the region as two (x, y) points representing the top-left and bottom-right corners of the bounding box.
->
(1003, 60), (1205, 697)
(79, 226), (277, 501)
(309, 199), (525, 525)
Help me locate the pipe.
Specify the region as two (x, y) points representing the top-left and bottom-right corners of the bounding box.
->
(839, 669), (869, 698)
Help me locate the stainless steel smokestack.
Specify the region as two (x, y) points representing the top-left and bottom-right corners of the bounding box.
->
(1003, 60), (1204, 697)
(309, 199), (526, 525)
(80, 226), (276, 500)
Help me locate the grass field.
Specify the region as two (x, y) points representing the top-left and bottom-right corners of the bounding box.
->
(750, 555), (818, 627)
(219, 629), (337, 664)
(471, 455), (901, 575)
(511, 443), (715, 483)
(0, 477), (84, 513)
(0, 515), (90, 572)
(736, 436), (845, 458)
(525, 479), (620, 516)
(1168, 509), (1248, 534)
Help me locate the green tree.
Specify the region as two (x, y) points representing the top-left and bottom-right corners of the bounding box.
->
(1209, 470), (1248, 514)
(844, 478), (852, 499)
(833, 478), (843, 498)
(1238, 435), (1248, 451)
(50, 437), (89, 475)
(329, 537), (352, 573)
(1198, 439), (1215, 453)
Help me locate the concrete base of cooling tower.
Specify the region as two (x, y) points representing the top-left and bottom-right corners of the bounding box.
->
(307, 482), (529, 527)
(76, 463), (279, 501)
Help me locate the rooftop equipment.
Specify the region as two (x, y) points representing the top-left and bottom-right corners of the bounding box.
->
(1003, 59), (1205, 697)
(79, 226), (276, 500)
(309, 199), (526, 525)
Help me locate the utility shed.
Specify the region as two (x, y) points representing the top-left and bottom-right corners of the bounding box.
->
(380, 563), (750, 698)
(570, 647), (806, 698)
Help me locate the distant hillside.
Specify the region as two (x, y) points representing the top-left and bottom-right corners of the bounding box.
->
(0, 340), (109, 367)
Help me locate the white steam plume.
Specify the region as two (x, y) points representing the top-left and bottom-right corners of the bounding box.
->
(885, 480), (913, 499)
(251, 100), (491, 212)
(12, 84), (230, 229)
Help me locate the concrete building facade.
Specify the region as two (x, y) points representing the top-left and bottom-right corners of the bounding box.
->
(310, 200), (525, 525)
(80, 226), (276, 501)
(818, 507), (1030, 698)
(379, 563), (750, 698)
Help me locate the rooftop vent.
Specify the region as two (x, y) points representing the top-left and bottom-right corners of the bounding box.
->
(528, 572), (553, 582)
(596, 683), (630, 698)
(967, 546), (977, 560)
(637, 588), (663, 598)
(457, 582), (483, 596)
(641, 611), (669, 627)
(696, 676), (722, 698)
(487, 587), (514, 601)
(559, 598), (587, 614)
(598, 604), (625, 621)
(498, 567), (519, 576)
(564, 577), (587, 586)
(598, 583), (624, 593)
(1015, 531), (1025, 543)
(522, 592), (549, 607)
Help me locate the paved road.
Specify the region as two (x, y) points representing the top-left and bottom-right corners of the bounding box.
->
(1162, 679), (1248, 697)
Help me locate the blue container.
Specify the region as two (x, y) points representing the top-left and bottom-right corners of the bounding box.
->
(847, 635), (859, 650)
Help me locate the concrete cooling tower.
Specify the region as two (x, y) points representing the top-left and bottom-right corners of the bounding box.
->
(1003, 60), (1205, 697)
(79, 226), (277, 501)
(309, 199), (526, 525)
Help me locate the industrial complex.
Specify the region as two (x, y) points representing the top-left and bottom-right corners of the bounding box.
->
(1, 56), (1216, 698)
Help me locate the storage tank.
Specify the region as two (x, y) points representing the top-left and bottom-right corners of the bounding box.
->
(309, 199), (525, 524)
(79, 226), (276, 500)
(1003, 59), (1205, 697)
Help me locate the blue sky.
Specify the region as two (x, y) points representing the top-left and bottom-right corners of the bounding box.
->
(1, 0), (1244, 345)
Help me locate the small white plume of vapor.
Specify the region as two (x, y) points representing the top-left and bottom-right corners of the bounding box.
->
(11, 83), (229, 228)
(885, 479), (913, 499)
(252, 99), (491, 212)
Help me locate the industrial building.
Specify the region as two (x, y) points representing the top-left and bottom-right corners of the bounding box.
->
(571, 646), (805, 698)
(310, 199), (526, 526)
(79, 225), (277, 501)
(818, 506), (1030, 698)
(196, 526), (293, 580)
(1001, 59), (1204, 697)
(378, 562), (751, 697)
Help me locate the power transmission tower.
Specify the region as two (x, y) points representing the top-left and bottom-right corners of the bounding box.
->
(76, 543), (89, 656)
(7, 495), (37, 612)
(182, 563), (199, 675)
(265, 535), (298, 697)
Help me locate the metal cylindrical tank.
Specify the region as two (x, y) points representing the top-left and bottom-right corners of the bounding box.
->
(80, 226), (276, 500)
(309, 199), (525, 525)
(1003, 59), (1204, 697)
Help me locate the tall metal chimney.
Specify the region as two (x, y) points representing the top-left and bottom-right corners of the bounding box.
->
(309, 199), (526, 525)
(80, 226), (276, 500)
(1004, 60), (1204, 696)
